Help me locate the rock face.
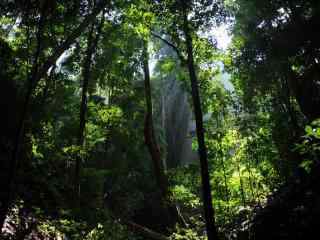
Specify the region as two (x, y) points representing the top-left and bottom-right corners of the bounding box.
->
(155, 72), (198, 168)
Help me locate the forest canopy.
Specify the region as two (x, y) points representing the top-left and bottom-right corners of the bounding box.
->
(0, 0), (320, 240)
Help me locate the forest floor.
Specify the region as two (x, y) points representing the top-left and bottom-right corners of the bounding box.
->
(2, 164), (320, 240)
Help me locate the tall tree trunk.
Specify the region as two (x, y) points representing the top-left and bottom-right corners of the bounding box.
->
(0, 2), (108, 231)
(75, 12), (105, 202)
(181, 4), (219, 240)
(74, 24), (94, 203)
(142, 42), (169, 200)
(142, 42), (187, 229)
(0, 2), (46, 230)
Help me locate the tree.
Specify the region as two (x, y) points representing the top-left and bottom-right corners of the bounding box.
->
(0, 0), (109, 231)
(75, 7), (105, 204)
(180, 2), (219, 239)
(150, 0), (227, 238)
(226, 0), (320, 177)
(142, 41), (169, 200)
(228, 0), (320, 122)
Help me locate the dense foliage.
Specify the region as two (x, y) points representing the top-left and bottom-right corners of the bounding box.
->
(0, 0), (319, 240)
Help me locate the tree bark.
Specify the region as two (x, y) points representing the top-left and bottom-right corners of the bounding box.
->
(142, 42), (169, 200)
(142, 41), (189, 230)
(74, 24), (95, 203)
(75, 11), (105, 202)
(181, 3), (219, 240)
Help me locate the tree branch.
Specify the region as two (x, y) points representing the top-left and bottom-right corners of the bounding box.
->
(35, 0), (109, 86)
(151, 31), (186, 64)
(124, 220), (170, 240)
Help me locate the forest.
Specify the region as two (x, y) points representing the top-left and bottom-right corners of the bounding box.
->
(0, 0), (320, 239)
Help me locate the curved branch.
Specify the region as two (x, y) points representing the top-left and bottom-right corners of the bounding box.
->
(150, 31), (186, 64)
(36, 0), (109, 85)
